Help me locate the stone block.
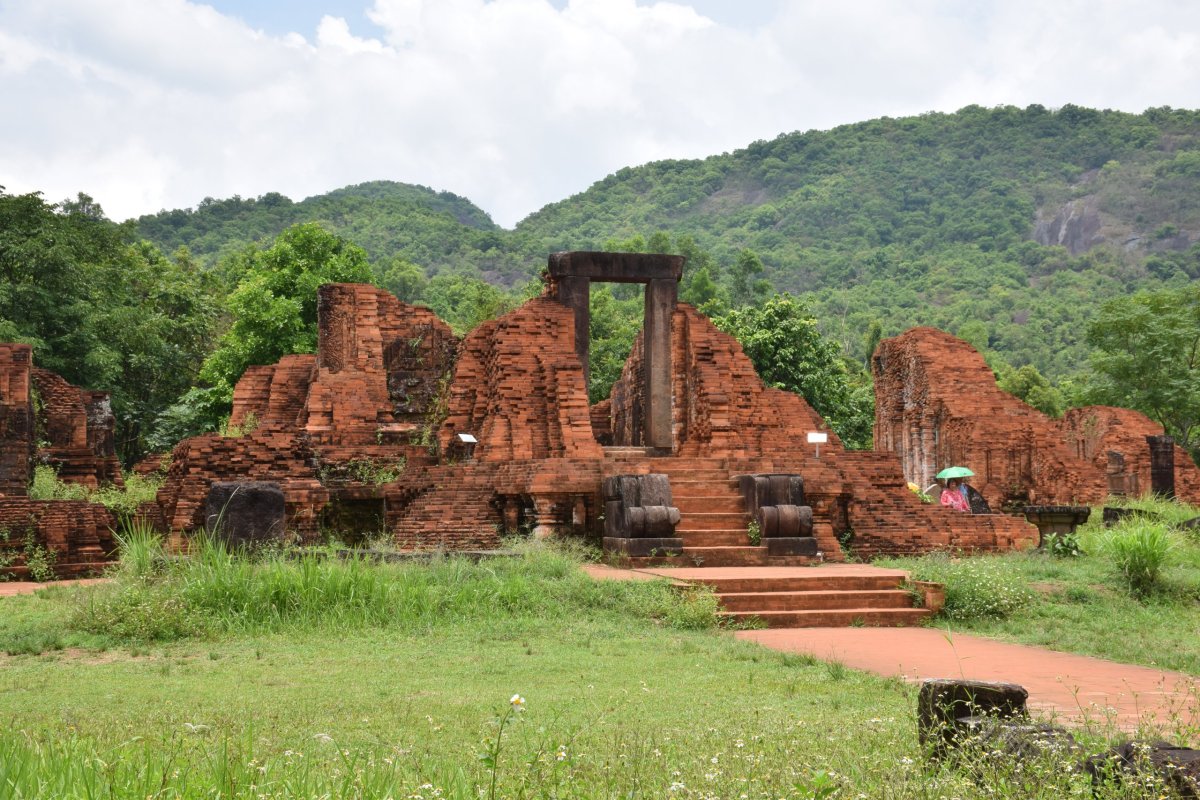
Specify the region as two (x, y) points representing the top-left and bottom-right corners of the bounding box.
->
(917, 679), (1029, 754)
(1085, 740), (1200, 797)
(765, 537), (818, 557)
(206, 481), (287, 548)
(602, 537), (683, 557)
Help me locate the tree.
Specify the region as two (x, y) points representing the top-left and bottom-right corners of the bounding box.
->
(1085, 286), (1200, 457)
(997, 363), (1065, 417)
(379, 255), (428, 303)
(196, 223), (374, 414)
(716, 294), (873, 448)
(0, 189), (219, 463)
(728, 248), (771, 308)
(422, 273), (523, 335)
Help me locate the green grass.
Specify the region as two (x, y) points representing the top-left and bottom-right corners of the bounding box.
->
(1, 539), (1189, 798)
(882, 495), (1200, 675)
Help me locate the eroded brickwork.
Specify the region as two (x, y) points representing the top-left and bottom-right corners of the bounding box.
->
(153, 284), (459, 544)
(873, 327), (1200, 508)
(0, 499), (116, 578)
(601, 308), (1036, 557)
(0, 344), (34, 496)
(440, 296), (602, 462)
(32, 368), (123, 489)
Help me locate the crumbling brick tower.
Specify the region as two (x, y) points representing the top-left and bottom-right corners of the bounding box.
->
(872, 327), (1200, 508)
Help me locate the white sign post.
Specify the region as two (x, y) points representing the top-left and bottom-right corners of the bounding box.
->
(806, 431), (828, 459)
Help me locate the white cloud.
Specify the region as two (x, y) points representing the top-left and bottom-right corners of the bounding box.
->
(1, 0), (1199, 228)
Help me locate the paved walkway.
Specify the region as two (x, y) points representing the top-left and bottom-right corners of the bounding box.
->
(739, 627), (1199, 732)
(586, 564), (1200, 732)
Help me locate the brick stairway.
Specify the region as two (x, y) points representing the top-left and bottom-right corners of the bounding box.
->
(638, 565), (934, 628)
(601, 452), (933, 627)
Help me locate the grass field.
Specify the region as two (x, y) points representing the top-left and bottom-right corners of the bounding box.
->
(0, 531), (1197, 797)
(882, 495), (1200, 676)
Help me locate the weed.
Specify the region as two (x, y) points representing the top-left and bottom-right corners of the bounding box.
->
(1043, 530), (1083, 558)
(22, 532), (57, 582)
(747, 520), (762, 546)
(1102, 521), (1174, 597)
(899, 551), (1033, 620)
(218, 411), (258, 438)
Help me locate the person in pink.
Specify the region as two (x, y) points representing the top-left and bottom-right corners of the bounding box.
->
(940, 478), (969, 512)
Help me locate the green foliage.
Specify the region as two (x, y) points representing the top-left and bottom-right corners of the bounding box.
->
(21, 532), (57, 582)
(28, 465), (163, 524)
(587, 284), (643, 403)
(28, 465), (89, 501)
(901, 552), (1034, 620)
(197, 223), (374, 407)
(1085, 284), (1200, 458)
(1042, 531), (1083, 558)
(69, 539), (721, 642)
(715, 294), (874, 448)
(746, 520), (762, 546)
(422, 273), (525, 335)
(997, 363), (1066, 417)
(1101, 521), (1174, 597)
(0, 190), (219, 464)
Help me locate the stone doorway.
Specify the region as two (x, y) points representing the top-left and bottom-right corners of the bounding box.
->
(547, 252), (682, 451)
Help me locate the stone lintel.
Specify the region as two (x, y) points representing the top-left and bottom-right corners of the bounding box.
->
(548, 251), (683, 283)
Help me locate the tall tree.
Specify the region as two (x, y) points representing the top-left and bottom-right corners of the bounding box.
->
(1085, 286), (1200, 457)
(716, 294), (873, 448)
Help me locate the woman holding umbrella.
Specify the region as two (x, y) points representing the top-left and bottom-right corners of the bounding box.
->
(937, 466), (973, 512)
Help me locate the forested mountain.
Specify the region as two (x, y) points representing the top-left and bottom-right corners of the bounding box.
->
(8, 103), (1185, 460)
(137, 105), (1200, 381)
(136, 181), (530, 285)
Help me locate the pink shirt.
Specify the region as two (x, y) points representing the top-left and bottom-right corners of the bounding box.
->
(941, 487), (969, 512)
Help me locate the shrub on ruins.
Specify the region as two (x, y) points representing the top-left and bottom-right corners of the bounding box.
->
(715, 294), (874, 448)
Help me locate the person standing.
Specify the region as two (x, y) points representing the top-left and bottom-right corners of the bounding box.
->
(940, 478), (969, 512)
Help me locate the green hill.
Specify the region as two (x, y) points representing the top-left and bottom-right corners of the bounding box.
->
(136, 105), (1200, 379)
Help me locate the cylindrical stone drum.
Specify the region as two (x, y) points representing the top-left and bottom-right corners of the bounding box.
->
(756, 506), (779, 537)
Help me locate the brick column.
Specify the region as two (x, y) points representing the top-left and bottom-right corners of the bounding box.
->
(1147, 435), (1175, 499)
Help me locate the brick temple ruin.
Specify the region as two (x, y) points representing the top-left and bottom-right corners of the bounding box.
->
(130, 252), (1035, 565)
(872, 327), (1200, 509)
(42, 251), (1200, 581)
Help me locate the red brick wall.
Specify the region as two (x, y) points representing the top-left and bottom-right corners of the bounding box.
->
(873, 327), (1200, 507)
(0, 344), (34, 496)
(440, 296), (602, 462)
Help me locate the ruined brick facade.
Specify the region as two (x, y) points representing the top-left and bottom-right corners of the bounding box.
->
(148, 272), (1040, 560)
(0, 344), (122, 576)
(873, 327), (1200, 508)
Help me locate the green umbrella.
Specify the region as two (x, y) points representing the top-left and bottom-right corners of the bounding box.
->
(936, 466), (975, 479)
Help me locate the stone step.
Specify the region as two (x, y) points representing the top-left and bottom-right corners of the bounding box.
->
(716, 589), (916, 612)
(720, 607), (933, 628)
(673, 496), (745, 514)
(659, 469), (731, 482)
(688, 575), (905, 593)
(670, 480), (740, 498)
(680, 546), (770, 567)
(677, 529), (756, 547)
(676, 512), (749, 531)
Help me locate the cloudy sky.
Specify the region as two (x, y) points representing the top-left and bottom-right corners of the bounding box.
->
(3, 0), (1200, 227)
